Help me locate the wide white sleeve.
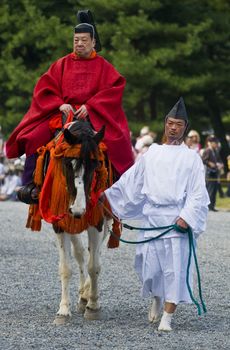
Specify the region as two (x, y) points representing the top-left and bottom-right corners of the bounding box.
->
(179, 155), (210, 238)
(104, 158), (145, 220)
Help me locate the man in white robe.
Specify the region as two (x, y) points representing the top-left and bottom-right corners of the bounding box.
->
(103, 97), (210, 332)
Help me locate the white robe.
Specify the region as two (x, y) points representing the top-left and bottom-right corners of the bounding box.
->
(105, 143), (209, 304)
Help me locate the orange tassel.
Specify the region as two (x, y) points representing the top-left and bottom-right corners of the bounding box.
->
(26, 136), (120, 249)
(33, 146), (46, 186)
(49, 158), (69, 216)
(107, 219), (121, 249)
(26, 204), (42, 231)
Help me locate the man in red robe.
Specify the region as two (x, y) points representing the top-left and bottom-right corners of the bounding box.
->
(6, 20), (134, 203)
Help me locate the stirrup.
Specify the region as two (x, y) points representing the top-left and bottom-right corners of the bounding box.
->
(17, 183), (39, 204)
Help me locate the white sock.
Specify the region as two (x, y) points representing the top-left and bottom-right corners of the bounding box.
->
(158, 311), (173, 331)
(148, 296), (163, 323)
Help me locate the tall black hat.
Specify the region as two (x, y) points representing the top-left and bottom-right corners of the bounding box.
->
(75, 10), (101, 52)
(165, 97), (188, 122)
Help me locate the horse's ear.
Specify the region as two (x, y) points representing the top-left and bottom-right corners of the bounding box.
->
(64, 128), (75, 145)
(93, 125), (105, 144)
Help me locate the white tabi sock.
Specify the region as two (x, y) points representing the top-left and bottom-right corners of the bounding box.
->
(148, 296), (163, 323)
(158, 311), (173, 332)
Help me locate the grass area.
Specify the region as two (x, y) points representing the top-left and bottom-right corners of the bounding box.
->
(216, 186), (230, 210)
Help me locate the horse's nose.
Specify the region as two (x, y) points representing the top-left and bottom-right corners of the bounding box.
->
(73, 213), (83, 219)
(69, 208), (83, 219)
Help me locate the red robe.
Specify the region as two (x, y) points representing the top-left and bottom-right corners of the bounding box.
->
(6, 53), (134, 174)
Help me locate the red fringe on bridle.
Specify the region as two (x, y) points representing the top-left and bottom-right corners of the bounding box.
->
(26, 135), (121, 248)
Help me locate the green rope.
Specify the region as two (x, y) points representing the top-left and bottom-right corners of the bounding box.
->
(191, 232), (207, 313)
(109, 223), (206, 315)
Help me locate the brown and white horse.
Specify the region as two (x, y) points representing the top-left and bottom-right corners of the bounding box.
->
(30, 119), (116, 324)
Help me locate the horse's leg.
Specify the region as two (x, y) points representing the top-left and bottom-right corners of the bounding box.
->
(55, 232), (72, 320)
(70, 232), (89, 313)
(84, 224), (106, 320)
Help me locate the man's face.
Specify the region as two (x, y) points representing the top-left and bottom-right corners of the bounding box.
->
(73, 33), (95, 58)
(165, 117), (186, 143)
(210, 141), (218, 149)
(190, 135), (198, 143)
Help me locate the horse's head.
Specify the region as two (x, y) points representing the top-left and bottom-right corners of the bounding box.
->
(62, 120), (105, 218)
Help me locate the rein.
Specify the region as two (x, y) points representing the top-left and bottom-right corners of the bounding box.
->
(102, 203), (206, 315)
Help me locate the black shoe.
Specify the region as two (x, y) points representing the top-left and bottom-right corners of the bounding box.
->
(17, 183), (39, 204)
(209, 208), (218, 212)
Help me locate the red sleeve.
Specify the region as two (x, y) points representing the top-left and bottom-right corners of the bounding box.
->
(6, 57), (66, 158)
(85, 59), (134, 174)
(26, 59), (65, 120)
(86, 60), (126, 136)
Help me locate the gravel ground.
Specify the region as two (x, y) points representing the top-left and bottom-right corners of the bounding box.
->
(0, 201), (229, 350)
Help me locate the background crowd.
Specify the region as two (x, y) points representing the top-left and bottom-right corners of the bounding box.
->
(0, 126), (23, 201)
(1, 124), (230, 207)
(133, 127), (230, 211)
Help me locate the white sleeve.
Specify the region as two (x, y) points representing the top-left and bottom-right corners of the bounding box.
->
(179, 155), (210, 238)
(105, 158), (145, 220)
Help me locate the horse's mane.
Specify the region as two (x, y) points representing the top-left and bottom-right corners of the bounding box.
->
(62, 120), (100, 199)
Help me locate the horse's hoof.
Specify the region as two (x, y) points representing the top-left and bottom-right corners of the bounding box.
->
(53, 315), (70, 325)
(76, 298), (88, 314)
(84, 307), (102, 320)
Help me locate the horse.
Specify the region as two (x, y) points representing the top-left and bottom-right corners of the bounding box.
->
(26, 118), (120, 324)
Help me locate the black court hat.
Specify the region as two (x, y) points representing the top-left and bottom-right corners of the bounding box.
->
(75, 23), (95, 36)
(166, 97), (188, 122)
(75, 10), (101, 52)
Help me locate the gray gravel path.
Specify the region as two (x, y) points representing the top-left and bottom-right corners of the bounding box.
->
(0, 201), (229, 350)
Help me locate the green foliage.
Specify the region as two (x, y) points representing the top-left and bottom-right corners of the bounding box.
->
(78, 1), (230, 129)
(0, 0), (79, 135)
(0, 0), (230, 160)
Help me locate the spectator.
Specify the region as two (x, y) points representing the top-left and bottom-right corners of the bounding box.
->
(226, 134), (230, 148)
(226, 155), (230, 197)
(216, 139), (225, 198)
(202, 136), (224, 211)
(135, 134), (154, 161)
(130, 131), (138, 161)
(0, 166), (22, 201)
(135, 126), (150, 152)
(185, 136), (193, 148)
(187, 130), (202, 153)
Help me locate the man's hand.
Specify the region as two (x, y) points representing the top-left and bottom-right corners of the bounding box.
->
(208, 161), (216, 168)
(176, 217), (188, 229)
(59, 104), (74, 116)
(217, 162), (224, 170)
(75, 105), (88, 120)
